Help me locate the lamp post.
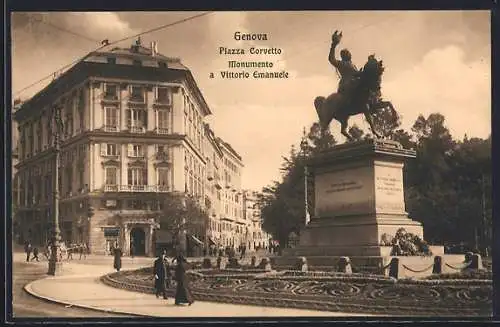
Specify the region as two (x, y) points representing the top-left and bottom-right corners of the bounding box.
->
(48, 105), (64, 275)
(300, 128), (311, 226)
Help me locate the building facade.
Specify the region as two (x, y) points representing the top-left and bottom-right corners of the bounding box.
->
(14, 39), (214, 256)
(242, 190), (271, 251)
(14, 38), (268, 257)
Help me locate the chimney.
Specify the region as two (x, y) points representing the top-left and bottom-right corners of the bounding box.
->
(151, 41), (158, 56)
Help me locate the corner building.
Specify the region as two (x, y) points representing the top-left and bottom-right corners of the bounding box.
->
(14, 40), (224, 256)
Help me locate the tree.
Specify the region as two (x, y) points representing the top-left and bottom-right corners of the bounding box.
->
(347, 124), (366, 142)
(259, 123), (337, 247)
(157, 193), (209, 247)
(371, 107), (401, 138)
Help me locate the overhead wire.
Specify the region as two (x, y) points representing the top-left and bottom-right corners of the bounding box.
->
(13, 11), (214, 97)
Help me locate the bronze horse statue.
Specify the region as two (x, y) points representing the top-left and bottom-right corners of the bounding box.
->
(314, 55), (398, 141)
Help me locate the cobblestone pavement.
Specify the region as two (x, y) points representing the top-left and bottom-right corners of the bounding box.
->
(15, 252), (368, 317)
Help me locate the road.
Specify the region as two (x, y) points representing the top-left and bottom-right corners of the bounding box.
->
(11, 258), (130, 318)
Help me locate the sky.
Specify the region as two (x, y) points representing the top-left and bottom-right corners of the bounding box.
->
(11, 11), (491, 191)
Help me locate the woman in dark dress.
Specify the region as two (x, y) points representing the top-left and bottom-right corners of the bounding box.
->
(153, 252), (168, 299)
(174, 255), (194, 306)
(113, 242), (123, 272)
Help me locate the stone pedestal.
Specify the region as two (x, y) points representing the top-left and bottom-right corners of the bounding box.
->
(287, 139), (428, 258)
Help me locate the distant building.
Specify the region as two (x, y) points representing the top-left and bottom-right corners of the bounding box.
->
(243, 190), (270, 250)
(13, 38), (249, 256)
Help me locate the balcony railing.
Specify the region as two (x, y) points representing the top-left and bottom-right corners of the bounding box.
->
(104, 184), (171, 192)
(102, 94), (119, 103)
(104, 126), (119, 132)
(155, 153), (170, 162)
(156, 128), (169, 135)
(154, 97), (171, 106)
(128, 95), (145, 104)
(128, 126), (146, 134)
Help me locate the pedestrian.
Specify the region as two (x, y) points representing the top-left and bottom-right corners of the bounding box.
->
(164, 252), (172, 289)
(153, 251), (168, 299)
(113, 242), (123, 272)
(67, 243), (74, 260)
(130, 241), (135, 258)
(24, 241), (32, 262)
(32, 247), (40, 262)
(83, 242), (89, 259)
(174, 254), (194, 306)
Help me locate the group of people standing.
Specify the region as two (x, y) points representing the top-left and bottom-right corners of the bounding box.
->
(110, 243), (193, 306)
(153, 251), (194, 306)
(24, 240), (90, 262)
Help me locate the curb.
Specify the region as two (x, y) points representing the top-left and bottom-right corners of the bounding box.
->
(22, 265), (154, 317)
(23, 280), (148, 317)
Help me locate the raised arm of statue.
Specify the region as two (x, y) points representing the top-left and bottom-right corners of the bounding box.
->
(328, 30), (343, 68)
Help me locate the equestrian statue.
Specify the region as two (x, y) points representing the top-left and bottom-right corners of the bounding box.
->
(314, 30), (398, 141)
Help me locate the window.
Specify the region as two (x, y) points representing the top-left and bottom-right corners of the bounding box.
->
(65, 112), (73, 137)
(128, 167), (146, 186)
(133, 60), (142, 67)
(79, 169), (84, 190)
(36, 121), (42, 152)
(101, 143), (119, 157)
(159, 61), (167, 68)
(157, 145), (166, 154)
(105, 167), (118, 185)
(27, 123), (33, 156)
(157, 110), (169, 133)
(65, 167), (73, 195)
(104, 84), (118, 99)
(129, 85), (144, 102)
(78, 90), (85, 131)
(128, 144), (144, 158)
(107, 57), (116, 64)
(156, 87), (170, 104)
(126, 109), (146, 131)
(157, 168), (169, 190)
(104, 106), (118, 131)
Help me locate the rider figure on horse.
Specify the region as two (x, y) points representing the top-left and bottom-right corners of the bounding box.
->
(328, 30), (360, 99)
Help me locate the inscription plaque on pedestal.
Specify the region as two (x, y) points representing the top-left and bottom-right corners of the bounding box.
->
(288, 139), (430, 257)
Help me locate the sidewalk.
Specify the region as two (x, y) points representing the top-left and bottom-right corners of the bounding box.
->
(21, 256), (368, 317)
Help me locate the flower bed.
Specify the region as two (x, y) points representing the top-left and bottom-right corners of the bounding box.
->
(100, 267), (492, 316)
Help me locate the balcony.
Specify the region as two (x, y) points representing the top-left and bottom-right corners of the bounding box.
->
(104, 184), (171, 193)
(155, 152), (170, 161)
(156, 128), (169, 135)
(104, 125), (119, 132)
(128, 95), (145, 104)
(153, 98), (171, 107)
(128, 126), (146, 134)
(102, 94), (119, 104)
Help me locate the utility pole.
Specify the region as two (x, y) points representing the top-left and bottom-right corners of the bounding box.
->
(48, 105), (63, 275)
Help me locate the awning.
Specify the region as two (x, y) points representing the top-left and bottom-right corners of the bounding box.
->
(190, 235), (204, 246)
(208, 237), (216, 245)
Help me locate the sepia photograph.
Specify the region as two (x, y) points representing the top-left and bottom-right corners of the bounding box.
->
(9, 10), (492, 319)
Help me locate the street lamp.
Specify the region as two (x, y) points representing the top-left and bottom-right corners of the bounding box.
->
(48, 105), (64, 275)
(300, 127), (311, 226)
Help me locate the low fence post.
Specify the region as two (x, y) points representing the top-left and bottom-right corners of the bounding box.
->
(216, 256), (226, 269)
(337, 256), (352, 274)
(432, 256), (443, 274)
(388, 257), (401, 279)
(297, 257), (308, 272)
(259, 257), (272, 271)
(202, 257), (212, 269)
(469, 253), (484, 270)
